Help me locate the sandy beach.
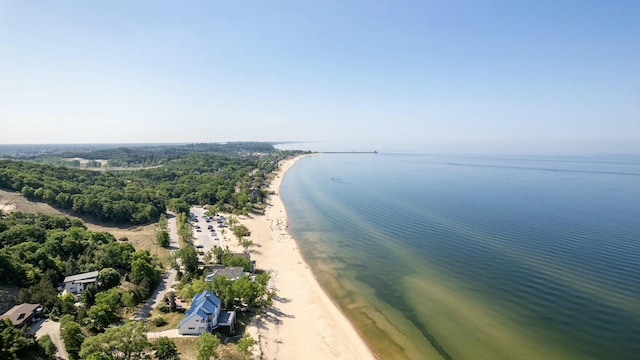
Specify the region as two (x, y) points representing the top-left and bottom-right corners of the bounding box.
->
(234, 156), (377, 360)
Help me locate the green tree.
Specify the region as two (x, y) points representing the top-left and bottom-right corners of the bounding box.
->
(156, 214), (170, 247)
(232, 224), (250, 240)
(130, 257), (157, 285)
(121, 291), (137, 314)
(168, 199), (189, 215)
(156, 230), (170, 248)
(85, 303), (114, 332)
(176, 213), (192, 244)
(81, 283), (97, 308)
(61, 320), (83, 360)
(153, 336), (180, 360)
(86, 288), (121, 332)
(150, 314), (167, 327)
(80, 321), (149, 360)
(59, 314), (75, 328)
(232, 276), (258, 307)
(17, 278), (61, 315)
(98, 267), (121, 290)
(86, 352), (112, 360)
(157, 213), (168, 231)
(239, 237), (253, 253)
(178, 246), (198, 276)
(196, 332), (220, 360)
(205, 206), (219, 217)
(0, 318), (29, 360)
(38, 334), (58, 358)
(226, 216), (239, 230)
(237, 335), (257, 360)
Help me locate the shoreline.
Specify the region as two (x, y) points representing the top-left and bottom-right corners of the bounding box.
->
(238, 155), (377, 359)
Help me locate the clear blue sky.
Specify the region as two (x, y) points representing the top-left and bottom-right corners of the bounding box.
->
(1, 1), (638, 153)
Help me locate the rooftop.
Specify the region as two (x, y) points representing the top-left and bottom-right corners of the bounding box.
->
(63, 270), (99, 283)
(205, 267), (245, 281)
(0, 303), (41, 327)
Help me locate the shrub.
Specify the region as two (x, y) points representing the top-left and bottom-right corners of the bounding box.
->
(150, 314), (167, 327)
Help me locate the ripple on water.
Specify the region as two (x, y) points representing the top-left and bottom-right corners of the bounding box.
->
(283, 154), (640, 360)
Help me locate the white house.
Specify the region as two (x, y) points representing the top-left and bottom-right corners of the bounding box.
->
(63, 271), (99, 294)
(177, 290), (235, 335)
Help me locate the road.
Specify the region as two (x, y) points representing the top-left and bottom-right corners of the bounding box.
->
(31, 319), (69, 360)
(133, 212), (180, 320)
(167, 212), (180, 252)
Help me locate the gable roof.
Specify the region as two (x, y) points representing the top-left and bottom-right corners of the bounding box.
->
(63, 270), (99, 283)
(191, 289), (221, 307)
(178, 290), (221, 328)
(0, 303), (40, 327)
(205, 267), (244, 281)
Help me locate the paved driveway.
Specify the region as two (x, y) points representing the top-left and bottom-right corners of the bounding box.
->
(31, 319), (69, 360)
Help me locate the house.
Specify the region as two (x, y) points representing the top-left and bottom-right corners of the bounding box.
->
(63, 270), (99, 294)
(177, 290), (235, 335)
(204, 266), (245, 282)
(0, 303), (41, 329)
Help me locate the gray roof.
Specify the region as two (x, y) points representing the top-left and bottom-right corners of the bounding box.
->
(0, 303), (40, 327)
(205, 267), (244, 281)
(63, 270), (99, 283)
(216, 310), (236, 327)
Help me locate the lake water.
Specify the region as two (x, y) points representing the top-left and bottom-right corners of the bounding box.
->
(279, 153), (640, 360)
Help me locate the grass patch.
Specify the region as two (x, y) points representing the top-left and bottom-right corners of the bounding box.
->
(146, 309), (184, 332)
(169, 338), (197, 360)
(168, 337), (243, 360)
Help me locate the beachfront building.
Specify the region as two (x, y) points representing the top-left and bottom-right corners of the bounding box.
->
(63, 270), (99, 294)
(177, 290), (236, 335)
(0, 303), (41, 330)
(204, 266), (245, 282)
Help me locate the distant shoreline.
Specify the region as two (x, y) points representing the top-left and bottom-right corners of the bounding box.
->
(320, 151), (378, 154)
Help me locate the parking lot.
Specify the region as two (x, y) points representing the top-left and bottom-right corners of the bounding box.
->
(189, 207), (227, 260)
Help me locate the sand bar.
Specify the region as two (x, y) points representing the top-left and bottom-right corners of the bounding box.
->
(235, 155), (376, 359)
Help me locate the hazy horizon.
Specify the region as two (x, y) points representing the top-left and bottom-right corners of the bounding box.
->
(1, 1), (638, 154)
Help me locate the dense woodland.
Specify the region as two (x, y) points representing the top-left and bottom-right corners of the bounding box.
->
(0, 212), (159, 309)
(0, 212), (162, 359)
(0, 142), (303, 224)
(0, 143), (299, 359)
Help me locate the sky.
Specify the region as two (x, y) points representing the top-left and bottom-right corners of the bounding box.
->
(1, 1), (639, 153)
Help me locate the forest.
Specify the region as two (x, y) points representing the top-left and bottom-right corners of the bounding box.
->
(0, 142), (304, 224)
(0, 142), (303, 359)
(0, 212), (161, 359)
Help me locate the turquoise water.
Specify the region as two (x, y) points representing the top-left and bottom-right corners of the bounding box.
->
(279, 153), (640, 360)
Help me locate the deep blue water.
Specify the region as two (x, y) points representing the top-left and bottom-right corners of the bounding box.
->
(280, 153), (640, 360)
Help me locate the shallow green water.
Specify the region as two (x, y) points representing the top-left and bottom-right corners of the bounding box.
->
(280, 153), (640, 360)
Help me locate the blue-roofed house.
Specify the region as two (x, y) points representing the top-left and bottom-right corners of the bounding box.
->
(177, 290), (236, 335)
